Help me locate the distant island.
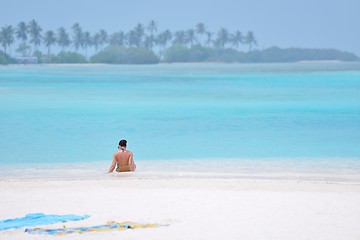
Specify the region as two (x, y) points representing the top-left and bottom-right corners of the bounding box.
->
(1, 20), (359, 64)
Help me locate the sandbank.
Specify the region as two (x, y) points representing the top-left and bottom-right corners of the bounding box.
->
(0, 177), (359, 240)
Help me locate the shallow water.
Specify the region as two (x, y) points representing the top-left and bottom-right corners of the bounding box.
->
(0, 62), (360, 180)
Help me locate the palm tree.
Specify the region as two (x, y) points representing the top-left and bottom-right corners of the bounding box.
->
(57, 27), (70, 51)
(133, 23), (145, 47)
(205, 31), (213, 46)
(156, 30), (172, 57)
(230, 31), (243, 49)
(185, 29), (196, 47)
(93, 33), (101, 52)
(144, 36), (153, 50)
(0, 25), (15, 54)
(215, 28), (229, 49)
(126, 30), (137, 47)
(72, 23), (83, 52)
(244, 31), (257, 51)
(147, 20), (157, 35)
(98, 29), (108, 50)
(156, 30), (172, 49)
(195, 23), (206, 45)
(147, 20), (157, 50)
(43, 30), (56, 55)
(163, 30), (172, 44)
(109, 31), (125, 46)
(82, 31), (92, 57)
(15, 22), (28, 43)
(173, 31), (186, 45)
(126, 25), (144, 48)
(28, 20), (42, 53)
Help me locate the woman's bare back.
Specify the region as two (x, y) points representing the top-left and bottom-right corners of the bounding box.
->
(114, 150), (132, 166)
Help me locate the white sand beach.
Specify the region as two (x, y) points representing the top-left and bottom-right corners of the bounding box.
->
(1, 177), (360, 240)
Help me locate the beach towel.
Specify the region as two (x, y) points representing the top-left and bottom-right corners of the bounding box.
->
(0, 213), (90, 231)
(25, 221), (166, 235)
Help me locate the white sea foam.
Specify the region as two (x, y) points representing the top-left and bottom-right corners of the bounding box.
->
(1, 158), (359, 183)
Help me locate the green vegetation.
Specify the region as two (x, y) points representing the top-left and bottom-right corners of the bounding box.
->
(0, 51), (15, 64)
(90, 46), (159, 64)
(54, 51), (87, 63)
(246, 47), (359, 62)
(163, 46), (359, 63)
(0, 20), (358, 64)
(164, 45), (213, 62)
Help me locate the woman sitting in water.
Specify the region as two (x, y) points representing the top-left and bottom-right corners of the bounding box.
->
(108, 139), (136, 173)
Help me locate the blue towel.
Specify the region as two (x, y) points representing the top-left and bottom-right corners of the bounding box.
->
(0, 213), (90, 231)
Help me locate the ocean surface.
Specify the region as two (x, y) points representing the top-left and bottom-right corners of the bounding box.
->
(1, 62), (360, 181)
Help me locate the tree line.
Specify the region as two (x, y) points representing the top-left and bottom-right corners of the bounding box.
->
(0, 19), (257, 57)
(1, 19), (358, 64)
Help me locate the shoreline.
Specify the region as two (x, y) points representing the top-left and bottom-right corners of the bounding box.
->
(1, 157), (360, 184)
(3, 60), (359, 66)
(1, 171), (360, 185)
(1, 177), (360, 192)
(1, 158), (360, 185)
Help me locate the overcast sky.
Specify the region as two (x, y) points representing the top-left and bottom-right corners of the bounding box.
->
(2, 0), (359, 55)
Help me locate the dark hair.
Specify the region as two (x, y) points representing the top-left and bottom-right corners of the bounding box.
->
(119, 139), (127, 147)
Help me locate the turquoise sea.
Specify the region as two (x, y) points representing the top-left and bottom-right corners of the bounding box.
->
(0, 62), (360, 181)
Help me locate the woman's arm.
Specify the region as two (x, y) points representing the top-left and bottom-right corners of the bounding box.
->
(128, 152), (136, 171)
(107, 154), (117, 173)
